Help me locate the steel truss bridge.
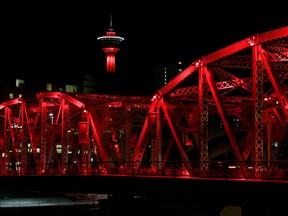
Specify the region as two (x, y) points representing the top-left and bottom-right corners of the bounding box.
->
(1, 26), (288, 182)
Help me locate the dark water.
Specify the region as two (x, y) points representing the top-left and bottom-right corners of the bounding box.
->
(1, 195), (288, 216)
(1, 183), (288, 216)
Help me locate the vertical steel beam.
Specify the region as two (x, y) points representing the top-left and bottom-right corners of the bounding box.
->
(61, 100), (69, 173)
(151, 106), (161, 172)
(20, 102), (27, 174)
(199, 66), (209, 171)
(124, 120), (131, 167)
(252, 44), (264, 178)
(40, 97), (47, 174)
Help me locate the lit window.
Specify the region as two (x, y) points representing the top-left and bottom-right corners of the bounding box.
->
(65, 85), (77, 93)
(9, 93), (13, 99)
(46, 83), (52, 91)
(56, 144), (62, 153)
(16, 79), (25, 87)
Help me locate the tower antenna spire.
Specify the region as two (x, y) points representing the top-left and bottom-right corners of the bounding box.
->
(109, 14), (113, 30)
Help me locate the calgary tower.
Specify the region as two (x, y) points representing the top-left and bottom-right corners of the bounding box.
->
(97, 15), (124, 73)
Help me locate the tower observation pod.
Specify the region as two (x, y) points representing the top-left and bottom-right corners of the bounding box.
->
(97, 15), (124, 73)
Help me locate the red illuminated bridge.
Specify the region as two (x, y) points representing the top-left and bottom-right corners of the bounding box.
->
(1, 26), (288, 188)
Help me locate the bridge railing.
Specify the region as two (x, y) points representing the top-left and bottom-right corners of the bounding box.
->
(1, 160), (288, 181)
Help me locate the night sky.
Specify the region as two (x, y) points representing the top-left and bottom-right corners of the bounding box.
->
(1, 2), (287, 95)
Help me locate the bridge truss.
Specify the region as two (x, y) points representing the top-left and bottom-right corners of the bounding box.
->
(0, 26), (288, 180)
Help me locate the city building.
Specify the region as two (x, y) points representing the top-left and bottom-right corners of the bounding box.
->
(152, 61), (184, 91)
(0, 75), (96, 103)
